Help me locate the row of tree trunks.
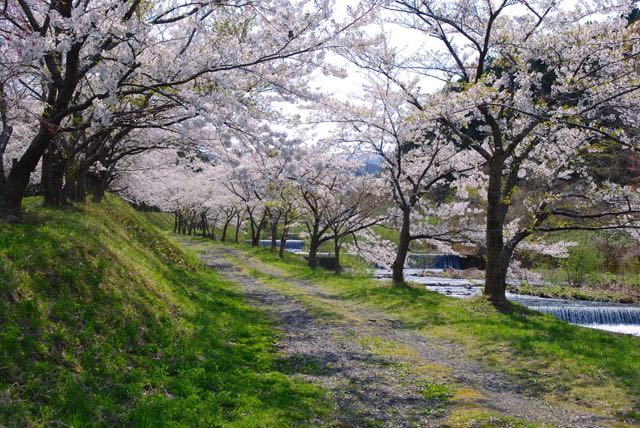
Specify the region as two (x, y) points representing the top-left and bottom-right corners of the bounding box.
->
(247, 208), (267, 246)
(42, 144), (65, 206)
(173, 209), (244, 243)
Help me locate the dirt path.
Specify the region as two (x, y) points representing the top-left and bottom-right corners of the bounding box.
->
(179, 239), (607, 427)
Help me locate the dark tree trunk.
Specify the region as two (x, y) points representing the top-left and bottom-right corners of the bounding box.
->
(307, 220), (321, 268)
(91, 173), (107, 202)
(0, 125), (13, 189)
(181, 215), (187, 234)
(279, 222), (289, 259)
(484, 161), (508, 302)
(252, 227), (262, 246)
(234, 212), (242, 243)
(279, 234), (287, 258)
(64, 167), (88, 203)
(211, 215), (218, 240)
(42, 146), (65, 206)
(248, 210), (256, 245)
(334, 236), (341, 274)
(0, 83), (14, 189)
(391, 208), (411, 284)
(221, 220), (230, 242)
(270, 221), (278, 253)
(77, 169), (88, 203)
(0, 170), (27, 217)
(249, 211), (266, 246)
(174, 211), (179, 233)
(307, 238), (320, 269)
(200, 213), (208, 238)
(0, 113), (60, 217)
(92, 180), (106, 202)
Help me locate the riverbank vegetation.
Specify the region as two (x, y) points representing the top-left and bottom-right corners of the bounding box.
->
(228, 241), (640, 423)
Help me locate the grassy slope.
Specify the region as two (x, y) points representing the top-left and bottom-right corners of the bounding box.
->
(140, 210), (175, 232)
(0, 197), (329, 427)
(236, 244), (640, 423)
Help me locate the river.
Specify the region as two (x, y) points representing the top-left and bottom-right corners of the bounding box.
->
(376, 270), (640, 337)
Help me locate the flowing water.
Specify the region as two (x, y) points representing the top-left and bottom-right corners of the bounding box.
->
(527, 306), (640, 325)
(376, 269), (640, 336)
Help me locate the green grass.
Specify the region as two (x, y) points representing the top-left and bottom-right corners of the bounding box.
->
(0, 196), (331, 427)
(418, 381), (452, 418)
(233, 244), (640, 423)
(513, 281), (640, 304)
(446, 409), (537, 428)
(139, 210), (174, 231)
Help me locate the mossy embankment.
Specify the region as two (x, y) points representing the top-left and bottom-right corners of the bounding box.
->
(0, 197), (330, 426)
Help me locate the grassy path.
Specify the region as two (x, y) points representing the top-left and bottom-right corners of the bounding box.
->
(179, 238), (616, 427)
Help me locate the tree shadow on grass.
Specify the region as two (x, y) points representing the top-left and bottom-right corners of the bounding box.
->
(0, 202), (332, 427)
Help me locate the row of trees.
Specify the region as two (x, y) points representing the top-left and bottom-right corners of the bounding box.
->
(3, 0), (640, 304)
(120, 139), (389, 274)
(0, 0), (373, 213)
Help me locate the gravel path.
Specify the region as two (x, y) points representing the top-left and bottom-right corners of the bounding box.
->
(179, 240), (608, 427)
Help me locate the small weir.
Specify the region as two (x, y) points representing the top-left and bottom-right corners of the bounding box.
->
(528, 306), (640, 325)
(376, 269), (640, 336)
(406, 253), (485, 270)
(253, 239), (305, 251)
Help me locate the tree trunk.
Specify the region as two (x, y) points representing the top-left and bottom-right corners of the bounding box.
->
(221, 219), (230, 242)
(391, 208), (411, 284)
(77, 169), (88, 203)
(334, 236), (341, 274)
(92, 179), (106, 202)
(252, 227), (262, 246)
(270, 221), (278, 253)
(42, 145), (66, 206)
(307, 237), (320, 268)
(64, 167), (88, 203)
(91, 171), (107, 203)
(0, 124), (13, 189)
(0, 118), (58, 216)
(181, 215), (187, 234)
(249, 211), (266, 246)
(248, 209), (256, 245)
(174, 211), (179, 233)
(234, 212), (242, 243)
(279, 224), (289, 259)
(211, 215), (218, 240)
(200, 213), (208, 238)
(484, 161), (508, 302)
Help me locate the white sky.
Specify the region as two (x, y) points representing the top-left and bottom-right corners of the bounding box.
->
(275, 2), (439, 141)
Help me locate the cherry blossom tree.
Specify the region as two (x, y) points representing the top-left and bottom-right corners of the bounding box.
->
(322, 174), (388, 273)
(286, 143), (386, 268)
(371, 0), (640, 302)
(326, 66), (482, 282)
(0, 0), (375, 217)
